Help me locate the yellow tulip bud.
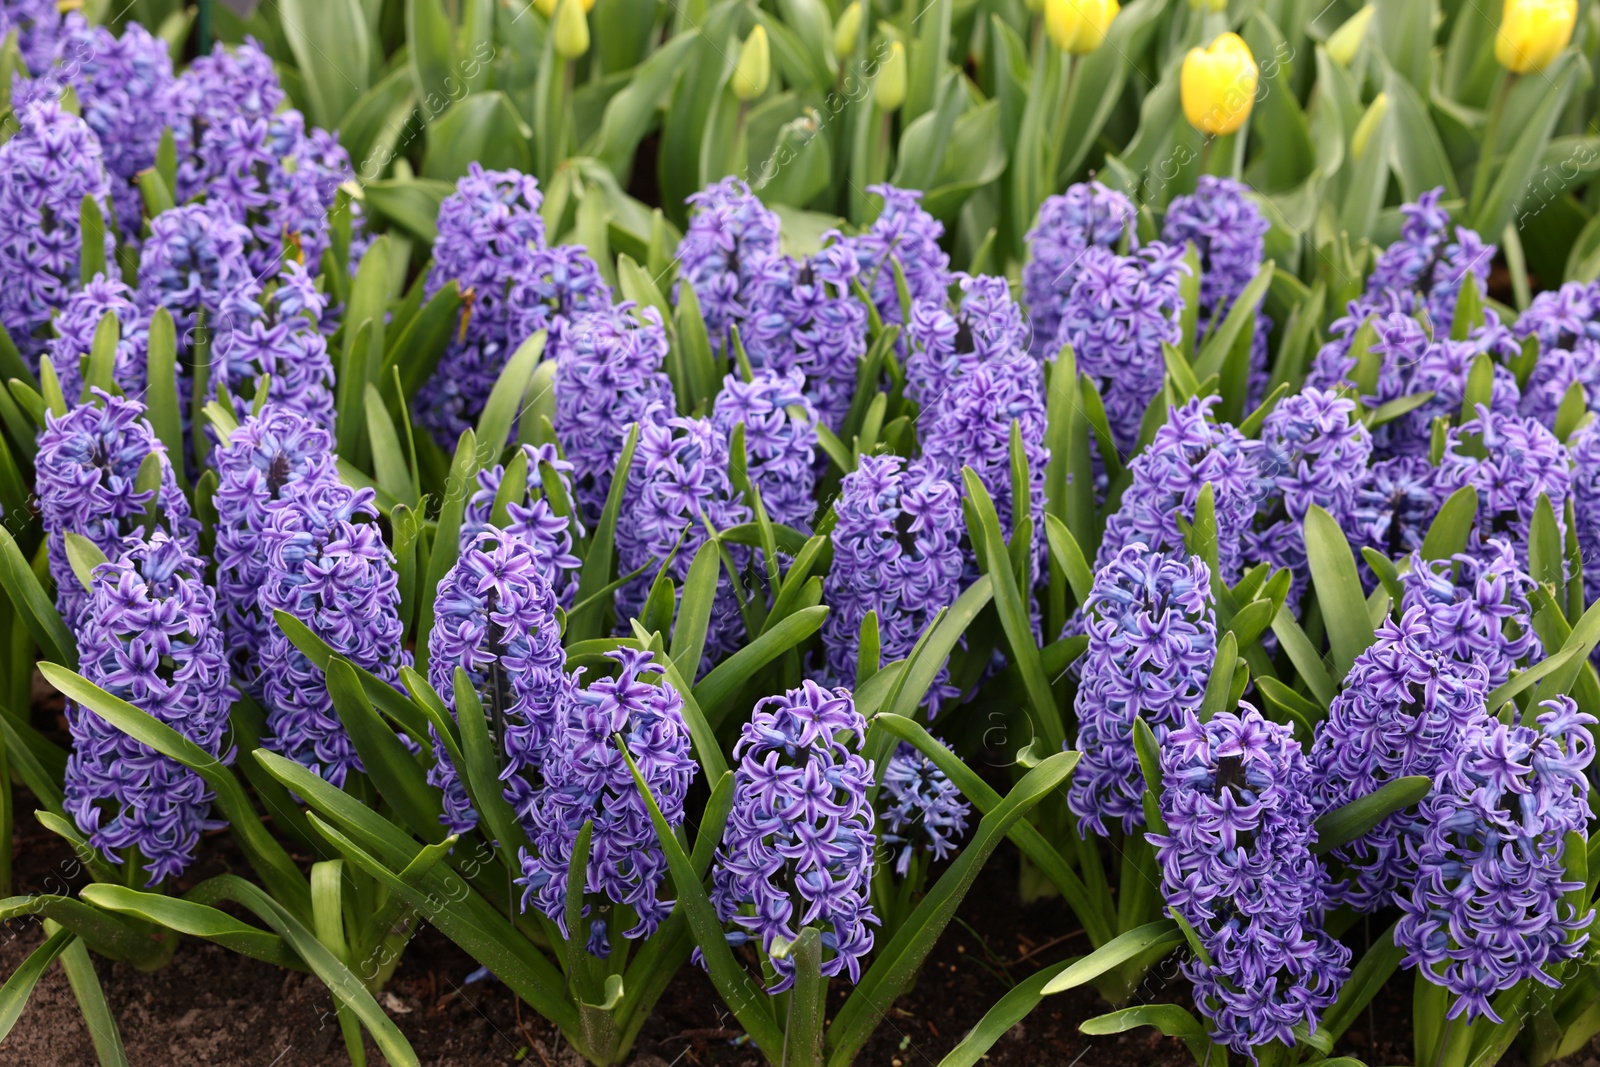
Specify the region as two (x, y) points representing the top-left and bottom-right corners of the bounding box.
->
(535, 0), (593, 17)
(1185, 0), (1226, 11)
(1495, 0), (1576, 74)
(875, 41), (906, 112)
(1350, 91), (1388, 162)
(1326, 4), (1376, 67)
(834, 2), (862, 58)
(552, 0), (590, 58)
(1045, 0), (1120, 55)
(732, 26), (771, 101)
(1181, 32), (1258, 136)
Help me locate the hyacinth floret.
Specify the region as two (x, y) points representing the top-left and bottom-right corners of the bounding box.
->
(1097, 396), (1259, 582)
(615, 410), (751, 668)
(1069, 545), (1215, 836)
(879, 742), (971, 878)
(834, 184), (950, 328)
(212, 406), (338, 690)
(1308, 608), (1491, 911)
(1, 0), (63, 73)
(1350, 456), (1439, 562)
(462, 443), (587, 609)
(35, 391), (196, 627)
(49, 273), (152, 401)
(1149, 706), (1350, 1054)
(1399, 539), (1539, 690)
(1363, 187), (1493, 333)
(1247, 388), (1372, 604)
(1514, 279), (1600, 426)
(555, 305), (675, 522)
(66, 530), (236, 884)
(429, 531), (569, 835)
(905, 273), (1031, 403)
(1435, 404), (1570, 558)
(674, 176), (780, 342)
(1057, 242), (1188, 452)
(137, 202), (263, 354)
(1568, 419), (1600, 598)
(709, 681), (879, 992)
(820, 455), (965, 699)
(258, 478), (408, 786)
(1397, 698), (1593, 1022)
(215, 261), (337, 427)
(711, 367), (820, 531)
(522, 647), (697, 956)
(419, 163), (547, 443)
(741, 244), (868, 431)
(169, 38), (284, 199)
(0, 99), (115, 362)
(1024, 181), (1137, 358)
(509, 243), (613, 362)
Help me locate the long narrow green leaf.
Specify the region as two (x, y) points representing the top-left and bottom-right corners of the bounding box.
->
(80, 884), (304, 970)
(1313, 777), (1431, 854)
(0, 926), (73, 1043)
(325, 658), (445, 843)
(692, 605), (828, 725)
(0, 526), (74, 666)
(1304, 505), (1376, 679)
(887, 577), (993, 720)
(1042, 920), (1182, 995)
(56, 930), (129, 1067)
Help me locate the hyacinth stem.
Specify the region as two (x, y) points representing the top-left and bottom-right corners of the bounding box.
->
(781, 927), (826, 1067)
(1468, 72), (1513, 223)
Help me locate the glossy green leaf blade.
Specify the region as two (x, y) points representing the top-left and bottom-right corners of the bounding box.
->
(1042, 920), (1182, 995)
(1303, 505), (1375, 679)
(0, 927), (73, 1043)
(1312, 776), (1431, 855)
(80, 884), (305, 971)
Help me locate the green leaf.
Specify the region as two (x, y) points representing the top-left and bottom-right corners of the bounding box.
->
(362, 179), (455, 244)
(1194, 265), (1273, 382)
(1199, 632), (1238, 721)
(78, 195), (106, 287)
(39, 664), (309, 919)
(63, 532), (108, 595)
(405, 0), (456, 118)
(364, 382), (415, 505)
(382, 281), (462, 396)
(80, 884), (304, 970)
(1313, 776), (1431, 854)
(1304, 505), (1376, 679)
(1041, 920), (1183, 996)
(424, 91), (533, 180)
(0, 926), (74, 1043)
(325, 658), (445, 843)
(692, 605), (827, 725)
(1321, 920), (1404, 1041)
(885, 577), (993, 720)
(56, 929), (129, 1067)
(827, 752), (1080, 1066)
(669, 541), (720, 677)
(0, 525), (74, 666)
(453, 666), (532, 856)
(414, 430), (478, 669)
(1079, 1004), (1206, 1039)
(280, 0), (371, 130)
(568, 425), (638, 642)
(1269, 605), (1336, 708)
(1420, 485), (1479, 561)
(474, 331), (545, 461)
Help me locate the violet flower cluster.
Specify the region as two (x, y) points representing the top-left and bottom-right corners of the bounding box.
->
(1024, 181), (1137, 358)
(257, 478), (408, 786)
(711, 368), (820, 531)
(1308, 608), (1491, 912)
(1514, 279), (1600, 427)
(523, 647), (697, 957)
(1150, 706), (1350, 1055)
(1396, 698), (1593, 1022)
(1435, 404), (1571, 559)
(878, 742), (971, 878)
(741, 245), (868, 431)
(1069, 545), (1216, 836)
(215, 261), (337, 427)
(1056, 241), (1188, 453)
(905, 273), (1032, 404)
(1097, 396), (1259, 582)
(49, 274), (151, 401)
(820, 455), (965, 700)
(1, 0), (63, 73)
(65, 531), (236, 885)
(35, 391), (196, 627)
(835, 184), (951, 328)
(709, 681), (879, 992)
(555, 306), (676, 522)
(0, 100), (116, 363)
(674, 177), (781, 343)
(1399, 539), (1540, 690)
(1362, 187), (1494, 333)
(615, 411), (751, 668)
(429, 532), (570, 836)
(137, 202), (263, 369)
(462, 443), (586, 610)
(212, 406), (339, 690)
(1350, 455), (1440, 562)
(1569, 419), (1600, 597)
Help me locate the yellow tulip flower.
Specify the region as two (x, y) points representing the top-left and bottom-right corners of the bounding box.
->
(1045, 0), (1120, 55)
(1181, 32), (1258, 135)
(732, 26), (771, 101)
(1495, 0), (1576, 74)
(552, 0), (590, 59)
(535, 0), (594, 17)
(875, 41), (907, 112)
(834, 2), (862, 58)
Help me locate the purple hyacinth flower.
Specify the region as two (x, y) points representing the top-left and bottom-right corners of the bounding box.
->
(49, 273), (152, 402)
(1350, 455), (1440, 562)
(1569, 419), (1600, 600)
(418, 163), (547, 444)
(212, 405), (338, 691)
(1363, 187), (1494, 335)
(1514, 279), (1600, 427)
(510, 243), (614, 364)
(1247, 388), (1373, 606)
(169, 37), (284, 199)
(65, 530), (237, 885)
(35, 391), (197, 628)
(742, 245), (868, 431)
(428, 531), (569, 836)
(1057, 242), (1189, 453)
(1396, 698), (1593, 1022)
(0, 99), (115, 364)
(834, 184), (951, 329)
(1309, 608), (1492, 911)
(615, 411), (751, 670)
(709, 681), (879, 992)
(522, 647), (697, 956)
(879, 742), (971, 878)
(905, 273), (1031, 405)
(137, 201), (263, 368)
(674, 176), (781, 345)
(1097, 396), (1260, 583)
(711, 367), (820, 531)
(1399, 539), (1540, 690)
(461, 443), (587, 610)
(1435, 405), (1570, 561)
(258, 477), (408, 786)
(1070, 546), (1216, 836)
(0, 0), (63, 74)
(213, 261), (336, 428)
(554, 305), (676, 524)
(1024, 181), (1137, 358)
(820, 455), (965, 702)
(1149, 706), (1350, 1055)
